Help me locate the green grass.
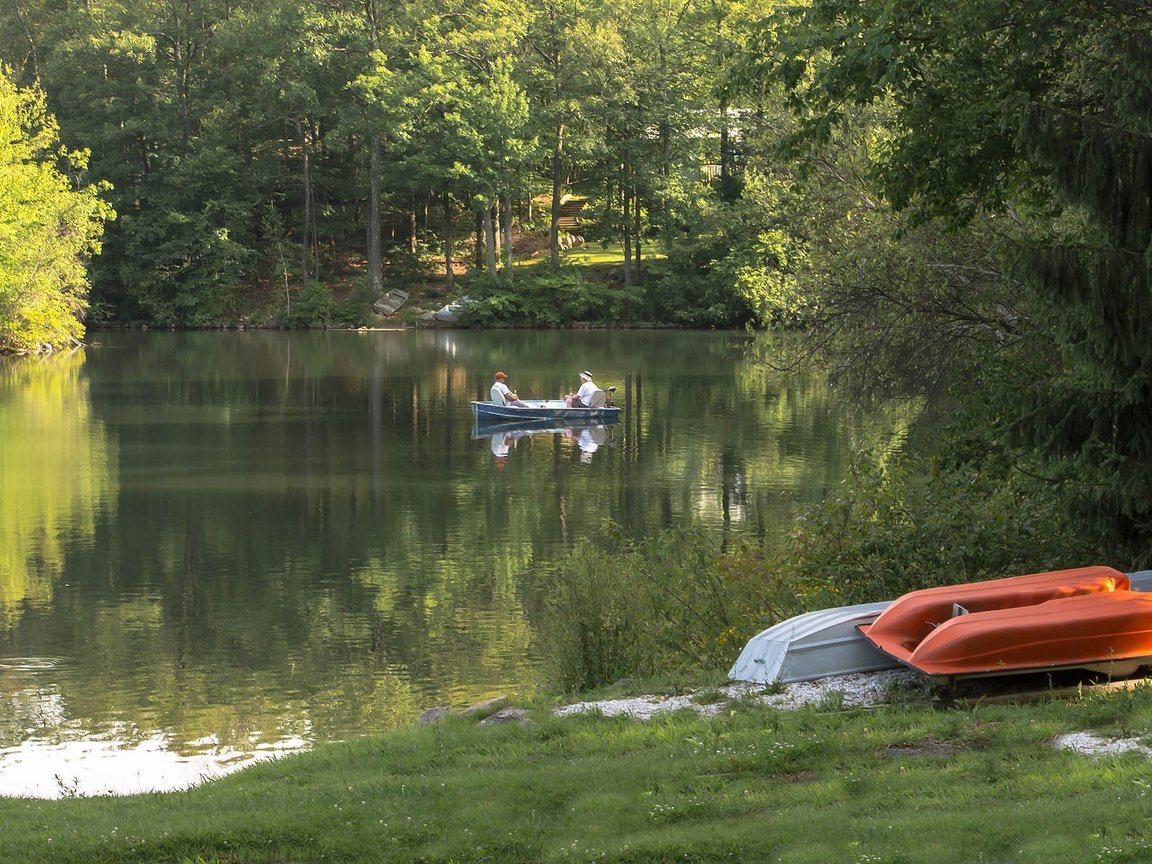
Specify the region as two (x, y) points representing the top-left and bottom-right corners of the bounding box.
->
(517, 241), (667, 268)
(6, 685), (1152, 863)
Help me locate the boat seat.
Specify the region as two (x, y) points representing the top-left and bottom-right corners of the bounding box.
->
(587, 388), (606, 409)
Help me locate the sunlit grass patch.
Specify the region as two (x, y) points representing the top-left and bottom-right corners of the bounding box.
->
(516, 241), (666, 268)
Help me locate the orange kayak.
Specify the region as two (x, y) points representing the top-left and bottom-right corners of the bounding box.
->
(858, 566), (1152, 679)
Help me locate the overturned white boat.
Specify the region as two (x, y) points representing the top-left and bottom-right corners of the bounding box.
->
(728, 601), (897, 684)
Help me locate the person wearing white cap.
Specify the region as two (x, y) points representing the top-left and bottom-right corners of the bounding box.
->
(564, 370), (597, 407)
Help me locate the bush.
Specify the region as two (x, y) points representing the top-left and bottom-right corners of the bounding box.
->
(0, 71), (113, 352)
(540, 544), (654, 692)
(455, 268), (644, 327)
(771, 453), (1101, 607)
(283, 280), (334, 328)
(538, 451), (1104, 694)
(539, 525), (774, 692)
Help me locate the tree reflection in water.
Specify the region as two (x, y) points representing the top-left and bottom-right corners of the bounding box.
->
(0, 331), (919, 795)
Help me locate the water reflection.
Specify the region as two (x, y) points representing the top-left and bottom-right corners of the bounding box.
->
(0, 331), (919, 798)
(572, 425), (607, 463)
(489, 430), (515, 466)
(477, 420), (617, 466)
(0, 352), (116, 626)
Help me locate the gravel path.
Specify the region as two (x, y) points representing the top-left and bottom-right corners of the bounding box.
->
(555, 670), (1148, 758)
(554, 669), (919, 720)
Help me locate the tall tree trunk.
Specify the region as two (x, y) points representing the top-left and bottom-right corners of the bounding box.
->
(633, 186), (642, 281)
(482, 205), (498, 278)
(474, 210), (484, 270)
(622, 171), (633, 287)
(502, 190), (514, 281)
(14, 0), (41, 79)
(295, 118), (311, 292)
(175, 46), (192, 147)
(367, 136), (382, 295)
(442, 194), (455, 290)
(409, 192), (417, 253)
(550, 121), (565, 268)
(719, 108), (730, 189)
(311, 121), (320, 284)
(493, 203), (501, 256)
(365, 0), (382, 293)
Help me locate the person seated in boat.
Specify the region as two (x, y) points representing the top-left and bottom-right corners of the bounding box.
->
(564, 370), (598, 407)
(491, 371), (529, 407)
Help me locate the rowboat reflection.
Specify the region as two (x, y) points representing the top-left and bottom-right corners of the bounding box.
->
(474, 418), (617, 465)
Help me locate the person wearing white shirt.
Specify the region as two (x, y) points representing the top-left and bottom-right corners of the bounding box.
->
(565, 370), (597, 407)
(490, 371), (528, 407)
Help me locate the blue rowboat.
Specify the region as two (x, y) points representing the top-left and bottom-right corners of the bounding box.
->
(471, 399), (622, 423)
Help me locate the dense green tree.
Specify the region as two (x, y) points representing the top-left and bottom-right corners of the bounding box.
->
(460, 57), (538, 279)
(744, 0), (1152, 543)
(522, 0), (612, 268)
(33, 0), (253, 322)
(0, 68), (113, 353)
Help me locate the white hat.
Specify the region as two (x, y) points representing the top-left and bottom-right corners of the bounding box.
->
(580, 370), (592, 379)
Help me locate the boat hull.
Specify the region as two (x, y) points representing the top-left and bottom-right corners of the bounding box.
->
(471, 417), (618, 439)
(858, 566), (1152, 680)
(471, 400), (622, 423)
(728, 601), (897, 684)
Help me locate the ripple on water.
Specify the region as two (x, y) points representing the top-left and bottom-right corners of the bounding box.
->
(0, 657), (65, 672)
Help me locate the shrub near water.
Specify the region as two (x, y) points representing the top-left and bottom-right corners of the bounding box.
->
(779, 454), (1103, 605)
(541, 526), (786, 692)
(540, 454), (1102, 692)
(456, 269), (644, 327)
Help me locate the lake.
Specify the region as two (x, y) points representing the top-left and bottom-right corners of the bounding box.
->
(0, 329), (914, 796)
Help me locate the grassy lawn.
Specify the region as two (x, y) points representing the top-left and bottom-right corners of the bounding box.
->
(517, 241), (667, 268)
(5, 685), (1152, 863)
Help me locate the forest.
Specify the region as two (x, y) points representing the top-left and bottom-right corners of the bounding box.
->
(2, 1), (1152, 555)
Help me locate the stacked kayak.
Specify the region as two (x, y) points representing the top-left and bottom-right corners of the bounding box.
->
(858, 566), (1152, 680)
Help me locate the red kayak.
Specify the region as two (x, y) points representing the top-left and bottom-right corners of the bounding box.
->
(858, 566), (1152, 680)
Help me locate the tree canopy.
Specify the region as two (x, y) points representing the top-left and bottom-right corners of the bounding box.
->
(0, 66), (113, 353)
(737, 0), (1152, 541)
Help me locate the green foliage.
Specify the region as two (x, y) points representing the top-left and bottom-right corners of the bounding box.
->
(282, 282), (331, 328)
(540, 544), (653, 691)
(761, 451), (1102, 608)
(0, 68), (113, 353)
(0, 0), (791, 330)
(540, 525), (772, 691)
(282, 280), (376, 329)
(457, 267), (644, 327)
(740, 0), (1152, 546)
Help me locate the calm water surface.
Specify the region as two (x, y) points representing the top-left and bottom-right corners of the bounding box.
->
(0, 330), (913, 796)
